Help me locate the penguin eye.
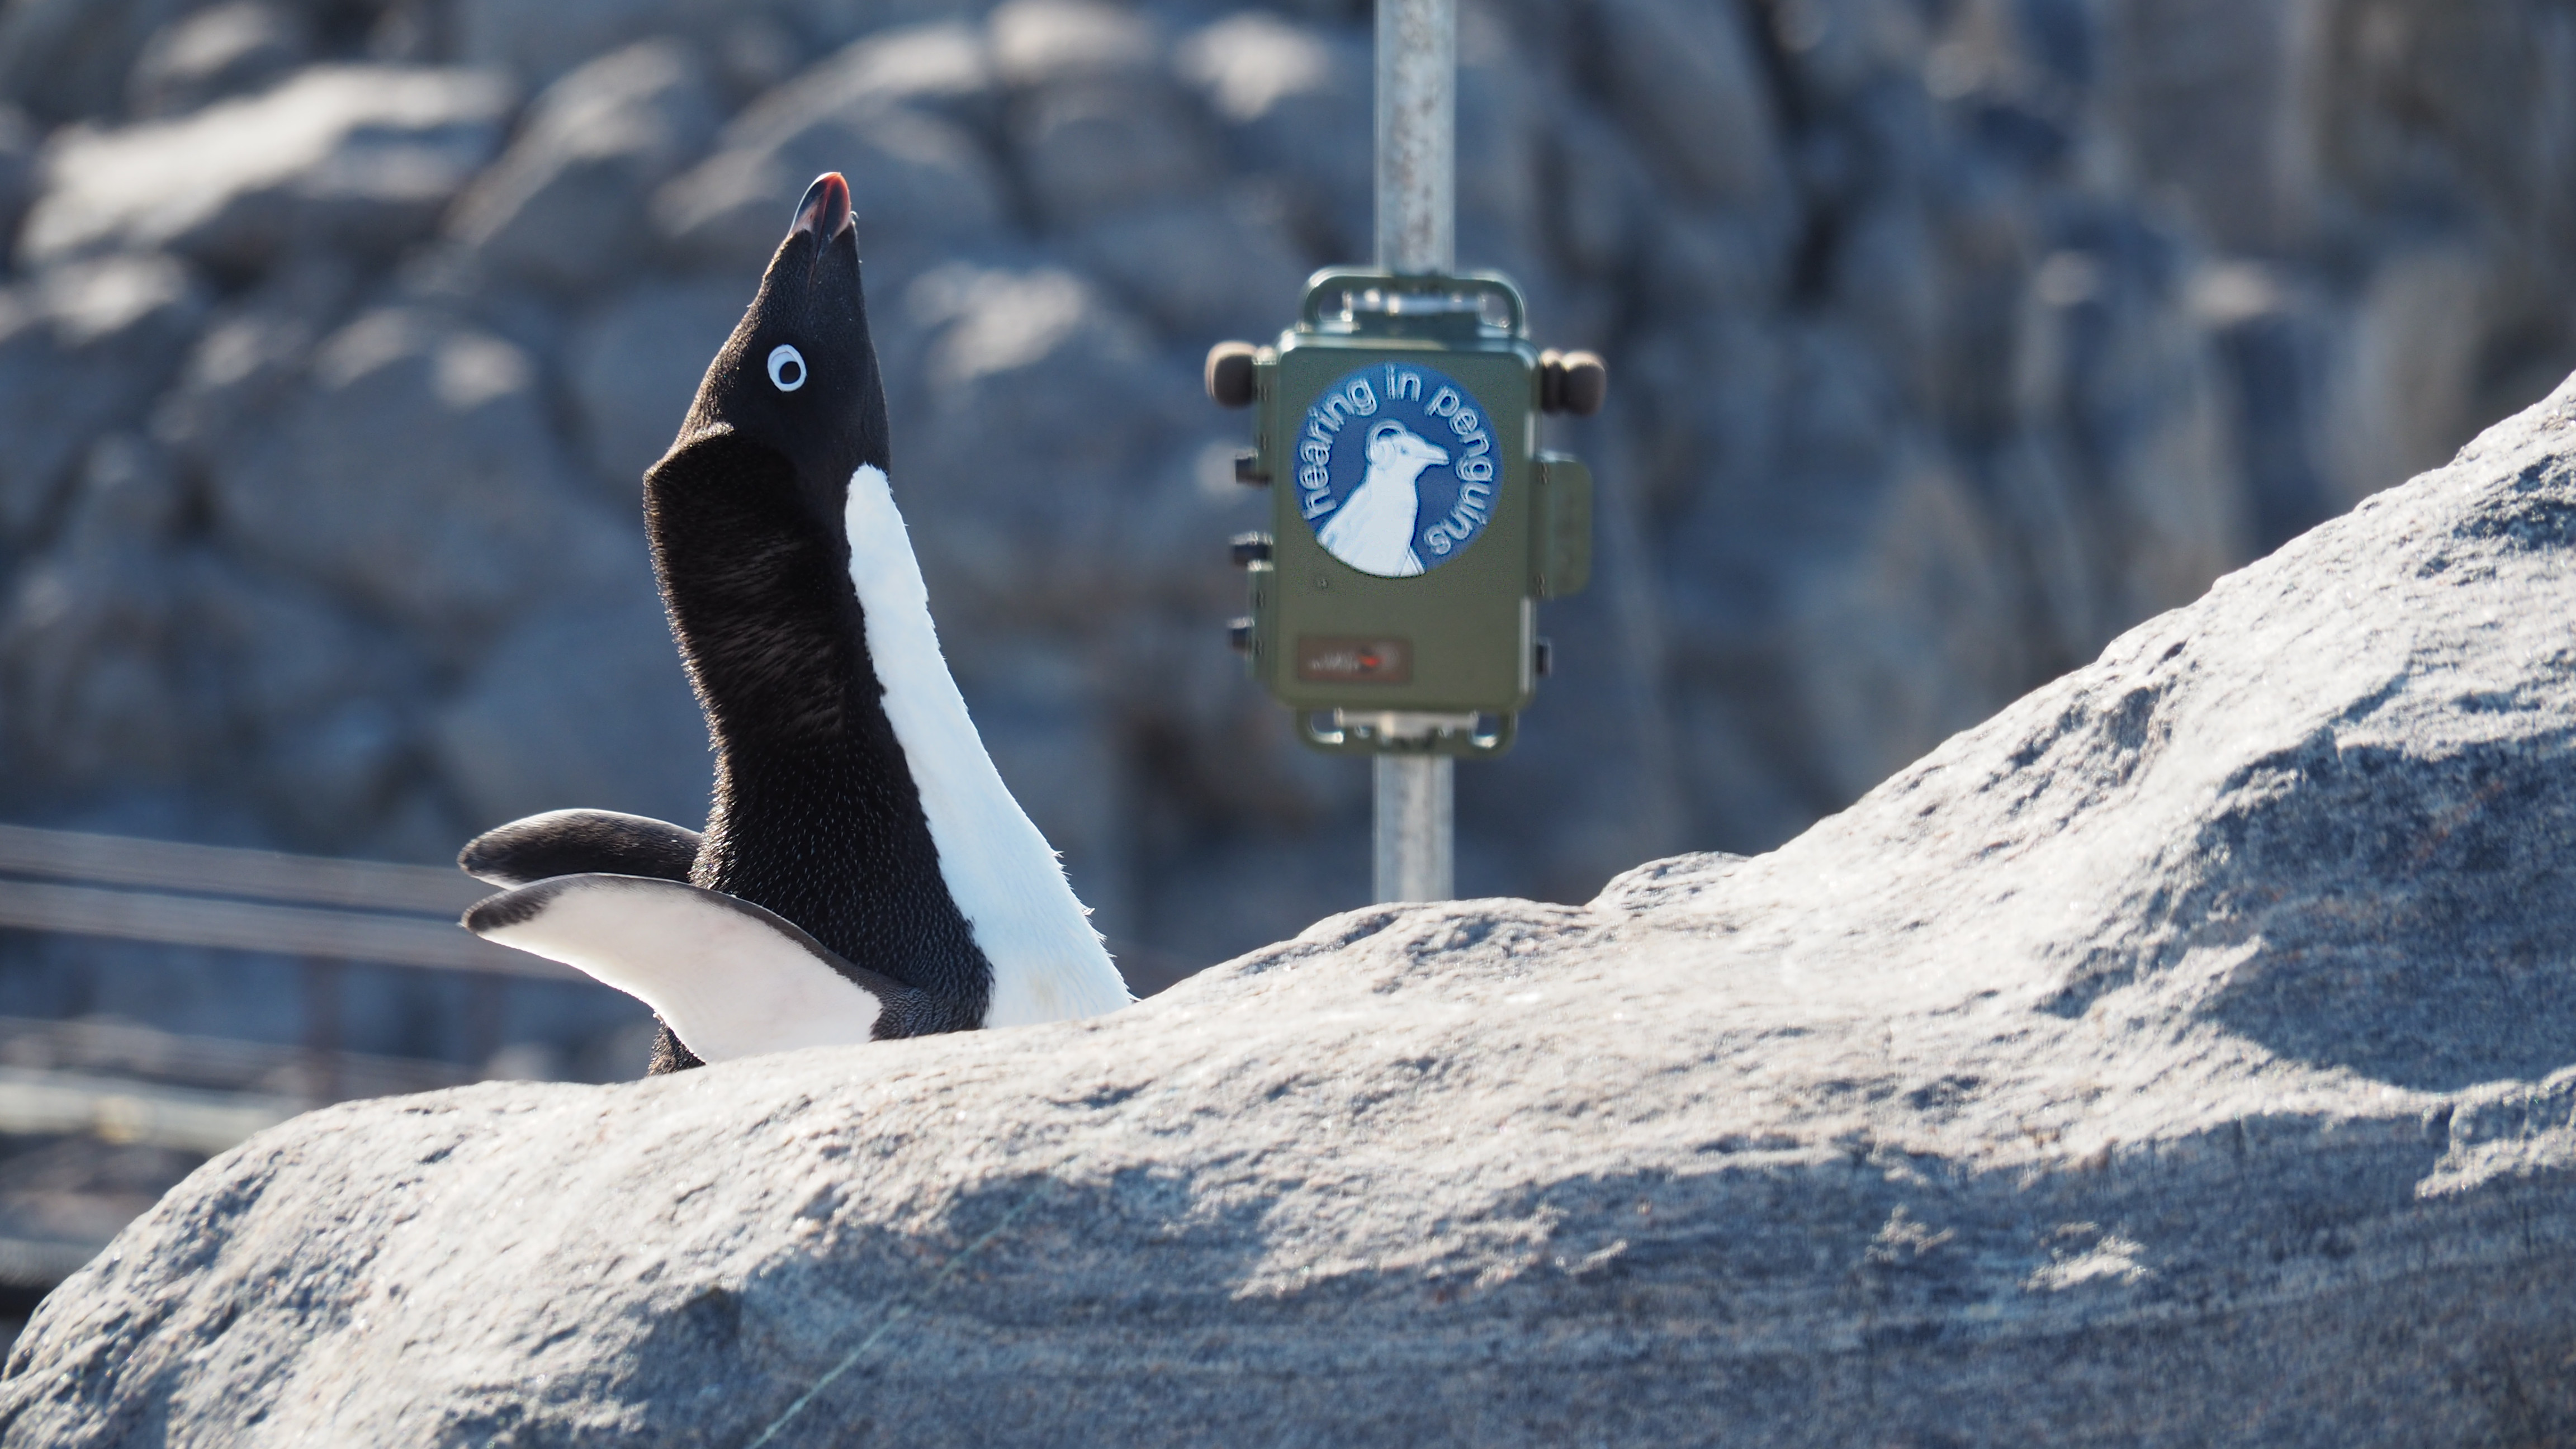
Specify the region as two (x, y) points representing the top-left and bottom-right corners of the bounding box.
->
(766, 344), (807, 392)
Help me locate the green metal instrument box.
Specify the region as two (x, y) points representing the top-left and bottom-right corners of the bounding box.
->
(1226, 269), (1592, 757)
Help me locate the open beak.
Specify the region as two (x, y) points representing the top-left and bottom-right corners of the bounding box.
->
(790, 172), (853, 243)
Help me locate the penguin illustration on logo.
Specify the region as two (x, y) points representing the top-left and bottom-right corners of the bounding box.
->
(1295, 360), (1497, 577)
(454, 173), (1132, 1070)
(1317, 420), (1448, 576)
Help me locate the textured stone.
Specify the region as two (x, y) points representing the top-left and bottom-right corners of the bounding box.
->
(0, 437), (197, 795)
(445, 39), (721, 295)
(432, 583), (712, 839)
(564, 277), (747, 487)
(652, 25), (1005, 267)
(18, 65), (514, 272)
(0, 255), (207, 545)
(987, 0), (1159, 88)
(0, 428), (431, 835)
(2105, 0), (2319, 252)
(201, 306), (631, 651)
(1174, 10), (1370, 254)
(1068, 189), (1309, 344)
(887, 262), (1192, 623)
(1591, 0), (1786, 207)
(0, 103), (37, 268)
(124, 0), (309, 120)
(2318, 241), (2497, 510)
(1008, 75), (1213, 234)
(0, 0), (186, 124)
(11, 382), (2576, 1443)
(991, 0), (1211, 232)
(450, 0), (736, 88)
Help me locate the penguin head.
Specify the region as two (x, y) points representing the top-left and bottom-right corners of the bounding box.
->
(669, 172), (889, 518)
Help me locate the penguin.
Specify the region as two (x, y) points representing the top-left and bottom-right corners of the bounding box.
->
(1317, 420), (1449, 577)
(458, 172), (1132, 1071)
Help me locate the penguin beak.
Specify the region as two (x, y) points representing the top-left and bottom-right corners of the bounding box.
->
(791, 172), (854, 244)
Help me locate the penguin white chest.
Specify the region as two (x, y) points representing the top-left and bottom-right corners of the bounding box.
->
(839, 464), (1133, 1026)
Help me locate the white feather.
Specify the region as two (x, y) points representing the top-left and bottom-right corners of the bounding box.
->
(474, 876), (883, 1063)
(841, 464), (1135, 1026)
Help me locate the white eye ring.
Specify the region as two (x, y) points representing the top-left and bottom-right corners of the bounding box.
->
(766, 343), (807, 392)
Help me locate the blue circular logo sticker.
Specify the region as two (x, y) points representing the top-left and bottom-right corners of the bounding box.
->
(1292, 361), (1499, 577)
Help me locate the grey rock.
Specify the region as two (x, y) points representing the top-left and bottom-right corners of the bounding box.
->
(987, 0), (1159, 88)
(2102, 0), (2317, 252)
(202, 305), (632, 651)
(433, 584), (711, 837)
(124, 0), (310, 119)
(147, 255), (363, 468)
(564, 277), (746, 487)
(1008, 86), (1213, 235)
(1453, 41), (1547, 281)
(0, 438), (196, 797)
(2315, 240), (2499, 512)
(1172, 8), (1341, 130)
(1646, 319), (2033, 818)
(2194, 261), (2341, 554)
(0, 0), (187, 124)
(14, 383), (2576, 1442)
(0, 103), (34, 269)
(992, 0), (1212, 233)
(173, 553), (431, 843)
(0, 427), (433, 839)
(0, 255), (208, 546)
(2011, 234), (2249, 661)
(1590, 0), (1786, 207)
(889, 262), (1192, 623)
(1765, 0), (1929, 108)
(1173, 11), (1370, 253)
(18, 65), (515, 273)
(445, 39), (722, 295)
(1068, 188), (1309, 344)
(449, 0), (737, 88)
(769, 18), (998, 131)
(652, 27), (1006, 267)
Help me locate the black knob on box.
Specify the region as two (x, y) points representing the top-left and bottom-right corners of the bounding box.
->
(1560, 351), (1607, 416)
(1205, 342), (1257, 408)
(1229, 532), (1273, 566)
(1227, 617), (1254, 653)
(1538, 349), (1609, 416)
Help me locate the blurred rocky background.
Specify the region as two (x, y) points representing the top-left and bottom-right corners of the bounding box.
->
(1, 0), (2573, 1074)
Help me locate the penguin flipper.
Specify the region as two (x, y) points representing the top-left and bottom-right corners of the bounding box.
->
(465, 874), (929, 1064)
(458, 809), (703, 888)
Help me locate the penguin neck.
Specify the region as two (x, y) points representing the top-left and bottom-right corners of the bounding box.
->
(649, 430), (989, 1022)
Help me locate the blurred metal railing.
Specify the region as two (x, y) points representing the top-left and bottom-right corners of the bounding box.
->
(0, 820), (590, 1114)
(0, 822), (564, 979)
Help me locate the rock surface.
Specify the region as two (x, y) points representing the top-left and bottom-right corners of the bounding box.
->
(11, 376), (2576, 1445)
(18, 65), (512, 271)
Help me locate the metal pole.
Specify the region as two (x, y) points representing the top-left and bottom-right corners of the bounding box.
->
(1375, 0), (1454, 277)
(1374, 754), (1453, 901)
(1372, 0), (1456, 904)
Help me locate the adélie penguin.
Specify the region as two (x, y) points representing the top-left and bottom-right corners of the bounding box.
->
(457, 172), (1132, 1070)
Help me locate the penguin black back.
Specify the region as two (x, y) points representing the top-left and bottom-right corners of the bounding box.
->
(643, 174), (992, 1067)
